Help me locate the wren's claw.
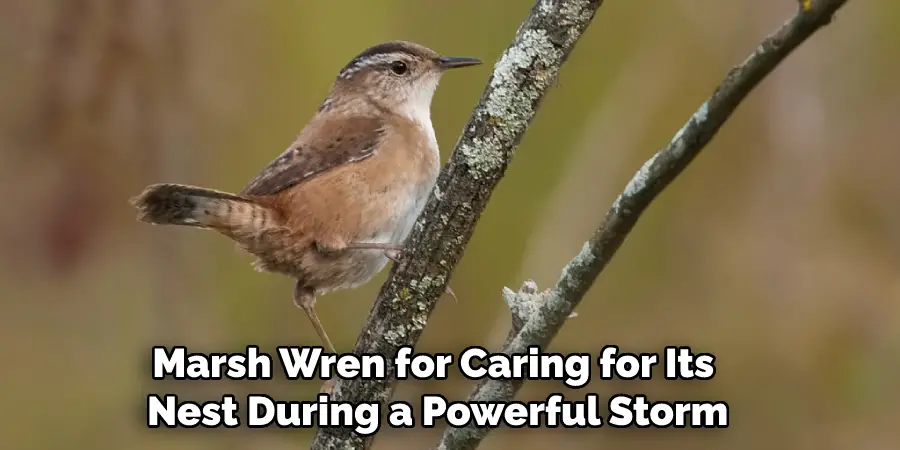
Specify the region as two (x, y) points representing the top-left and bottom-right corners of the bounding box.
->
(384, 249), (403, 264)
(320, 378), (337, 395)
(443, 285), (458, 303)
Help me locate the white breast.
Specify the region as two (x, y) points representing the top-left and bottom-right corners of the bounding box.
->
(392, 168), (437, 244)
(371, 74), (441, 246)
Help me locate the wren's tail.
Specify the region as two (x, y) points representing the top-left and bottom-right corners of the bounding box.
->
(131, 183), (277, 235)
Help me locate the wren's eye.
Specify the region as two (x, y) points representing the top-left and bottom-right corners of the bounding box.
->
(390, 60), (408, 75)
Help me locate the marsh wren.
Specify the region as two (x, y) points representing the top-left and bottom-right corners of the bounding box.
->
(131, 41), (480, 358)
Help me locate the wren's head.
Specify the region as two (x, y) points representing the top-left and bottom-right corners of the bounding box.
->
(324, 41), (481, 123)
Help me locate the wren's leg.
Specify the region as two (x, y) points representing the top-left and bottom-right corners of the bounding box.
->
(292, 283), (338, 354)
(293, 283), (338, 393)
(345, 242), (404, 252)
(345, 242), (404, 263)
(346, 242), (458, 302)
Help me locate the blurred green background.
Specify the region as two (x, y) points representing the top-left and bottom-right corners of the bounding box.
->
(2, 1), (899, 449)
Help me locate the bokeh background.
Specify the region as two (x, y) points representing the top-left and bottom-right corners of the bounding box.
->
(2, 1), (899, 449)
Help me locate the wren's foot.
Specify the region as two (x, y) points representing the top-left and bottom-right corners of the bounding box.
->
(347, 241), (458, 302)
(345, 242), (404, 263)
(320, 378), (337, 395)
(383, 249), (402, 264)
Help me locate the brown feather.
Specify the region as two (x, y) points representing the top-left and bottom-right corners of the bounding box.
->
(240, 116), (385, 197)
(131, 183), (279, 237)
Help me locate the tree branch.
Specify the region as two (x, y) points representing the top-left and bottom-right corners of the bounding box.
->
(309, 1), (604, 449)
(436, 1), (849, 449)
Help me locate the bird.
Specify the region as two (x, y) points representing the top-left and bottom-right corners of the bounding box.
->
(131, 41), (481, 367)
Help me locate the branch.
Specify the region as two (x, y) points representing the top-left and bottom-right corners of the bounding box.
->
(310, 1), (604, 450)
(436, 1), (849, 449)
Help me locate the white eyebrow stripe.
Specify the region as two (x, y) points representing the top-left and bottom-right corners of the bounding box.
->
(339, 53), (408, 79)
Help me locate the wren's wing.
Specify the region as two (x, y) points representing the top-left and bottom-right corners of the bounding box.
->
(240, 116), (385, 197)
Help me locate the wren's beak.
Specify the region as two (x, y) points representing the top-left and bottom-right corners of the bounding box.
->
(438, 56), (482, 69)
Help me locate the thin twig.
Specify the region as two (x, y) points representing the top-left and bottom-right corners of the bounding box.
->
(436, 1), (849, 449)
(309, 1), (604, 450)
